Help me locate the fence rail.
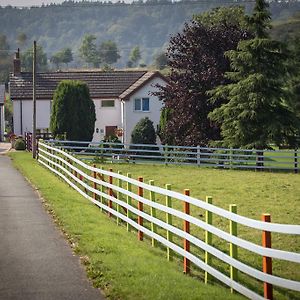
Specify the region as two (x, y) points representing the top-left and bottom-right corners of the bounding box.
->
(45, 140), (299, 173)
(37, 141), (300, 300)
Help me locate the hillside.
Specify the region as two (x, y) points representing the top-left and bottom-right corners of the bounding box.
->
(1, 0), (300, 68)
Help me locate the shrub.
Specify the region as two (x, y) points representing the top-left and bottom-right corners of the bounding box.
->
(131, 117), (156, 145)
(50, 80), (96, 141)
(14, 138), (26, 150)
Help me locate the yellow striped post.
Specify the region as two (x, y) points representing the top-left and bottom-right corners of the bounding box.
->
(165, 184), (173, 261)
(229, 204), (238, 293)
(126, 173), (132, 232)
(205, 196), (212, 284)
(117, 171), (122, 226)
(149, 180), (157, 247)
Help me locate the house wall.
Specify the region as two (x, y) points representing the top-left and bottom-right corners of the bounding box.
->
(13, 99), (51, 135)
(0, 105), (4, 141)
(123, 77), (165, 144)
(92, 98), (122, 143)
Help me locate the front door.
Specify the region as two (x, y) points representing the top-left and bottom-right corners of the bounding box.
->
(105, 126), (117, 138)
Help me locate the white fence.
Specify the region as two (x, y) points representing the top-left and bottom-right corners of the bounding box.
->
(37, 141), (300, 300)
(46, 140), (299, 173)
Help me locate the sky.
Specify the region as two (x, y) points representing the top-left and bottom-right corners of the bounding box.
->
(0, 0), (113, 7)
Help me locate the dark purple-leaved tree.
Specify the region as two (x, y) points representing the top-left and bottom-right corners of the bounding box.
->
(155, 7), (250, 146)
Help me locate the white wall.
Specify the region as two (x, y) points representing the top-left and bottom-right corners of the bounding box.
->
(13, 99), (51, 135)
(0, 105), (4, 141)
(92, 98), (122, 143)
(123, 77), (165, 144)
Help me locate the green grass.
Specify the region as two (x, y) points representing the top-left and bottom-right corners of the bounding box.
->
(89, 161), (300, 300)
(9, 151), (243, 300)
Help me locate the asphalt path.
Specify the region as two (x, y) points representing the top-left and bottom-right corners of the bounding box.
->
(0, 155), (104, 300)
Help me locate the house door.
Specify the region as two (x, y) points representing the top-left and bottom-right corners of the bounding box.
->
(105, 126), (117, 138)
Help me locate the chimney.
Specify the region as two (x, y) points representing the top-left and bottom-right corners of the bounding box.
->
(13, 48), (21, 76)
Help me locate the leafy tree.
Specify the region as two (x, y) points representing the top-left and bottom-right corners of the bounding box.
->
(158, 107), (173, 144)
(16, 32), (27, 48)
(153, 52), (168, 70)
(209, 0), (300, 149)
(286, 37), (300, 119)
(50, 80), (96, 141)
(99, 40), (120, 66)
(131, 117), (156, 144)
(79, 34), (100, 67)
(155, 7), (250, 146)
(129, 46), (141, 67)
(50, 47), (73, 69)
(4, 94), (13, 133)
(0, 33), (12, 83)
(21, 45), (48, 72)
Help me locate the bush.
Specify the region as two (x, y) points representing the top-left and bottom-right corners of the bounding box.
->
(131, 117), (156, 145)
(14, 138), (26, 150)
(50, 80), (96, 141)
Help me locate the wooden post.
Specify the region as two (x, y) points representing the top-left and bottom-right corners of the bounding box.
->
(93, 164), (97, 200)
(138, 177), (143, 241)
(117, 171), (122, 226)
(108, 168), (113, 217)
(126, 173), (132, 232)
(32, 41), (37, 159)
(166, 184), (173, 261)
(149, 180), (157, 247)
(100, 167), (104, 212)
(295, 149), (298, 174)
(229, 204), (238, 293)
(262, 214), (273, 300)
(205, 196), (213, 284)
(183, 189), (190, 274)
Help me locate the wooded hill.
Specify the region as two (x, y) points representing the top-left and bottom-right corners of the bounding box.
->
(1, 0), (300, 68)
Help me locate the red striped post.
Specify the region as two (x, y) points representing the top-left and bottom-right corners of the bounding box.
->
(183, 189), (190, 274)
(108, 168), (113, 217)
(138, 177), (144, 241)
(93, 164), (97, 200)
(262, 214), (273, 300)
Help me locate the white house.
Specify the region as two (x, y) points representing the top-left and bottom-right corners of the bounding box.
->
(9, 50), (167, 144)
(0, 84), (5, 141)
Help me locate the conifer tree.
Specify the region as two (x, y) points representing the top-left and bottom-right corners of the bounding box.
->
(209, 0), (300, 148)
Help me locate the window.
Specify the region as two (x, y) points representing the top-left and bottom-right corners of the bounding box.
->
(134, 98), (150, 112)
(101, 100), (115, 107)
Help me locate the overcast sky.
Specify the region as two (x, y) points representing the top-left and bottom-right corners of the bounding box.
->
(0, 0), (114, 7)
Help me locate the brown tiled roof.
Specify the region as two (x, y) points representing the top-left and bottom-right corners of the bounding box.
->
(9, 70), (156, 100)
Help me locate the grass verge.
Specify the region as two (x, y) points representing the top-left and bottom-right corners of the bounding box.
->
(9, 151), (243, 300)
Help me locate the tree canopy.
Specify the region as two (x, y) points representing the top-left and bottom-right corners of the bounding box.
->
(79, 34), (100, 68)
(155, 6), (250, 146)
(50, 80), (96, 141)
(209, 0), (300, 148)
(21, 45), (48, 72)
(99, 40), (120, 66)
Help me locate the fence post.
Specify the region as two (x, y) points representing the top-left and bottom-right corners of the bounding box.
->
(117, 171), (122, 226)
(149, 180), (157, 247)
(127, 173), (132, 232)
(138, 177), (144, 241)
(93, 164), (97, 200)
(256, 150), (264, 171)
(164, 145), (168, 165)
(262, 214), (273, 300)
(197, 145), (201, 166)
(229, 204), (238, 293)
(165, 184), (173, 261)
(183, 189), (190, 274)
(100, 167), (104, 212)
(295, 149), (298, 174)
(205, 196), (213, 284)
(108, 168), (113, 217)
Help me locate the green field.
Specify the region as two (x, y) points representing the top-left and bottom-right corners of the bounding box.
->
(10, 151), (300, 300)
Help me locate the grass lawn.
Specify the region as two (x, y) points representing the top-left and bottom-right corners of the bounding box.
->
(9, 151), (243, 300)
(90, 161), (300, 300)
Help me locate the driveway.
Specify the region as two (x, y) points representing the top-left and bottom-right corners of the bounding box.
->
(0, 155), (104, 300)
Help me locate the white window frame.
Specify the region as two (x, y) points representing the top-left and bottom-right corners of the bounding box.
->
(134, 97), (150, 112)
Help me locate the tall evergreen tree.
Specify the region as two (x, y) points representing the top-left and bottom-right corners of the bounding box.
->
(209, 0), (300, 148)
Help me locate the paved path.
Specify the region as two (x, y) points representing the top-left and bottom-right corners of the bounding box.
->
(0, 155), (104, 300)
(0, 142), (11, 154)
